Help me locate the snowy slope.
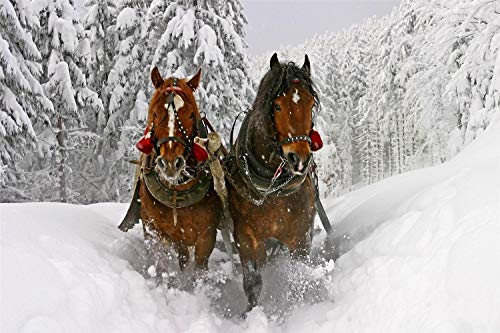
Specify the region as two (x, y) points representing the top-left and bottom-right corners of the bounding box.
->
(2, 115), (500, 332)
(319, 114), (500, 332)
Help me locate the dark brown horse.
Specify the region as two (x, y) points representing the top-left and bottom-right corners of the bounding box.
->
(136, 67), (222, 272)
(226, 54), (322, 311)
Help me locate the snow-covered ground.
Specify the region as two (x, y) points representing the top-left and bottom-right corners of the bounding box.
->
(2, 115), (500, 332)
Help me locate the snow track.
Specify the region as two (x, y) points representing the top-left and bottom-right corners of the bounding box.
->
(3, 117), (500, 332)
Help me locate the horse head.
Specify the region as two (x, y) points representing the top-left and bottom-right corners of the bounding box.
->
(147, 67), (203, 184)
(268, 53), (320, 175)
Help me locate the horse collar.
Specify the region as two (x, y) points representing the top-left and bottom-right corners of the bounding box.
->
(231, 117), (308, 201)
(143, 157), (212, 209)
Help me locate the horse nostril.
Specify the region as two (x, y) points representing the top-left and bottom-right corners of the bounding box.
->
(287, 152), (300, 167)
(174, 156), (185, 170)
(156, 157), (166, 169)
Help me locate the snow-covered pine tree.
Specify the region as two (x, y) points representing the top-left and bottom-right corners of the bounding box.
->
(314, 48), (344, 197)
(343, 32), (371, 185)
(82, 0), (116, 129)
(433, 0), (500, 151)
(101, 0), (149, 201)
(0, 0), (53, 200)
(31, 0), (103, 203)
(247, 0), (500, 195)
(353, 16), (388, 184)
(146, 0), (254, 138)
(335, 51), (355, 191)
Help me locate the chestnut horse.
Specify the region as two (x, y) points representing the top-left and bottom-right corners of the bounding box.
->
(226, 54), (322, 311)
(135, 67), (222, 272)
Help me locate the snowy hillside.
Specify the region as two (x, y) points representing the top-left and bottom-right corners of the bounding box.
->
(3, 120), (500, 333)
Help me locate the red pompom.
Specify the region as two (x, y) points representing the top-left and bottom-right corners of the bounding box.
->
(309, 129), (323, 151)
(136, 135), (154, 154)
(192, 142), (209, 162)
(136, 127), (154, 154)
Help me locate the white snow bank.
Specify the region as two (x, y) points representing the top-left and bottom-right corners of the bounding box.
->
(0, 203), (245, 332)
(2, 115), (500, 332)
(317, 113), (500, 332)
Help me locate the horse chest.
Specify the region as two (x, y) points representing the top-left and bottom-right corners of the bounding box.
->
(229, 178), (316, 241)
(139, 184), (220, 246)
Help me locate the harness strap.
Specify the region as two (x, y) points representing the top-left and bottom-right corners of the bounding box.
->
(310, 167), (333, 234)
(156, 136), (189, 149)
(197, 117), (208, 139)
(277, 135), (312, 147)
(230, 110), (248, 151)
(315, 191), (332, 234)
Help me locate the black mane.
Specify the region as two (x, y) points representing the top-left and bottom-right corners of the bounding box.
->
(254, 61), (319, 115)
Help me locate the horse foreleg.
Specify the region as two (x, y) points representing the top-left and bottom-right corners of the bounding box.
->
(194, 226), (216, 271)
(242, 258), (263, 312)
(174, 242), (190, 271)
(235, 227), (266, 312)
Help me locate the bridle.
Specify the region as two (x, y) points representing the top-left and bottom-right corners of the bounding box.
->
(271, 76), (314, 155)
(230, 77), (315, 163)
(150, 78), (204, 159)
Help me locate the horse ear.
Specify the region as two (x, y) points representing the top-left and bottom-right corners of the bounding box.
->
(270, 53), (280, 69)
(302, 54), (311, 75)
(187, 69), (202, 91)
(151, 67), (164, 89)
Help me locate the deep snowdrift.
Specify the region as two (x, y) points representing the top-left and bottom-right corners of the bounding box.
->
(2, 115), (500, 332)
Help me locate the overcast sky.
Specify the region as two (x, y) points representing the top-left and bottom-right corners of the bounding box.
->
(243, 0), (401, 55)
(75, 0), (401, 56)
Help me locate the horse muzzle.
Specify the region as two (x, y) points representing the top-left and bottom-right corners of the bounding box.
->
(285, 151), (312, 175)
(155, 155), (186, 183)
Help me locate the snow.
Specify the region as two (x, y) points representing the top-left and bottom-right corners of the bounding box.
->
(325, 113), (500, 332)
(194, 24), (224, 67)
(3, 118), (500, 332)
(116, 7), (139, 32)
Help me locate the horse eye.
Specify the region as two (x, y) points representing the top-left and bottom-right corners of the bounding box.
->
(274, 104), (281, 111)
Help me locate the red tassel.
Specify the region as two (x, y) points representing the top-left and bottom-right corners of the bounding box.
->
(136, 136), (153, 154)
(192, 142), (209, 162)
(136, 126), (154, 154)
(309, 129), (323, 151)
